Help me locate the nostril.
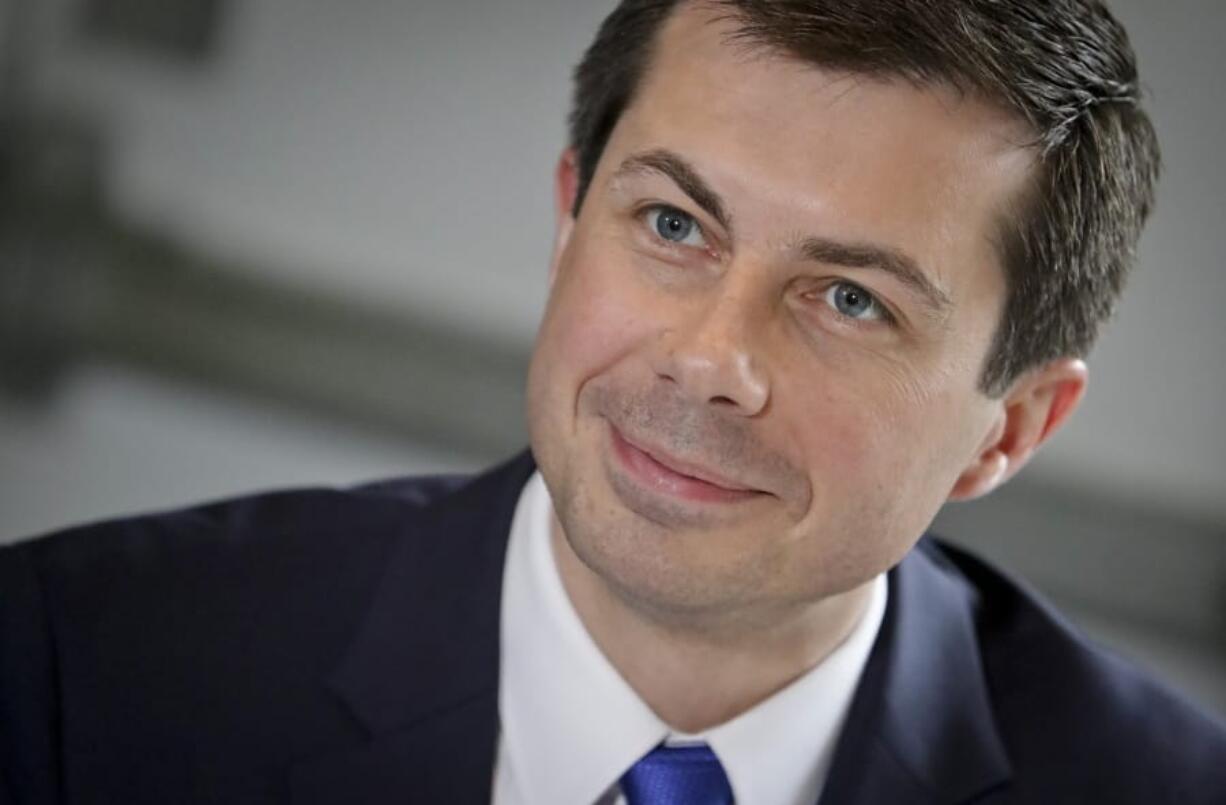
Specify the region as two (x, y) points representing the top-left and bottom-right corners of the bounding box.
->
(710, 395), (737, 406)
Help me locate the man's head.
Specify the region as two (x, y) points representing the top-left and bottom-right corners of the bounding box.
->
(568, 0), (1161, 397)
(526, 0), (1158, 624)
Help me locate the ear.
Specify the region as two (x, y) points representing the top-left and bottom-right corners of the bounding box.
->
(947, 358), (1087, 501)
(548, 148), (580, 285)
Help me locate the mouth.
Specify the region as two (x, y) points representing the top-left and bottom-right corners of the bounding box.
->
(607, 424), (767, 505)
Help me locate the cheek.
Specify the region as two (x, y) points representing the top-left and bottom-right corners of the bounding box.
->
(770, 390), (964, 592)
(531, 240), (659, 402)
(778, 354), (983, 529)
(773, 347), (929, 481)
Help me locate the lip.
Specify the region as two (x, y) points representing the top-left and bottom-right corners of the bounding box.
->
(608, 424), (766, 504)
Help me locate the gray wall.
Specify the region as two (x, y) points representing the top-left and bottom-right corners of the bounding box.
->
(1026, 0), (1226, 524)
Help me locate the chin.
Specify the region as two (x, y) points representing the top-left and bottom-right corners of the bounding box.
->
(559, 481), (769, 610)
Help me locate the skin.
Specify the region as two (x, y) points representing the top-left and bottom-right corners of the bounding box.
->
(526, 4), (1086, 732)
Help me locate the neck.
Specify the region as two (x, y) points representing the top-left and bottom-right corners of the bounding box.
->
(551, 521), (874, 733)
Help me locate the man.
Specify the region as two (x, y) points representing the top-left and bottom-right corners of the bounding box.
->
(2, 0), (1224, 803)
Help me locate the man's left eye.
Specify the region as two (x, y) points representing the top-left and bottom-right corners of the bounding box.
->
(644, 206), (707, 248)
(824, 282), (886, 321)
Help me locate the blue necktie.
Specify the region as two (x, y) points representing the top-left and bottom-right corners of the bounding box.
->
(620, 743), (734, 804)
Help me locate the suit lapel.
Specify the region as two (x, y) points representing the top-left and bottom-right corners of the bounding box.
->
(818, 540), (1013, 805)
(287, 692), (500, 805)
(290, 452), (536, 805)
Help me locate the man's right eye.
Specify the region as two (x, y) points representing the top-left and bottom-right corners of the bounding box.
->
(644, 206), (707, 249)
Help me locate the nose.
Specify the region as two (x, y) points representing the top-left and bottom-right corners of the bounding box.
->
(650, 294), (770, 417)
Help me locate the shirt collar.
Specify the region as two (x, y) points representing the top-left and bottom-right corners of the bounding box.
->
(497, 472), (887, 805)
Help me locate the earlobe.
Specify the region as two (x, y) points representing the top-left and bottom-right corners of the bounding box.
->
(947, 416), (1008, 501)
(947, 358), (1087, 501)
(948, 448), (1008, 501)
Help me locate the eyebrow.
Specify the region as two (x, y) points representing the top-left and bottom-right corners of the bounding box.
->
(613, 149), (733, 234)
(613, 148), (951, 316)
(799, 237), (953, 316)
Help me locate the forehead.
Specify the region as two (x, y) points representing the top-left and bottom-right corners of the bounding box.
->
(599, 4), (1036, 298)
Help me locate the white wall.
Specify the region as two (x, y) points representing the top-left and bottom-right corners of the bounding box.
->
(29, 0), (609, 341)
(0, 364), (480, 542)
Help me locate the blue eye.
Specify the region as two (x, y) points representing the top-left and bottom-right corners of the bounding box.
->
(825, 282), (885, 321)
(645, 206), (706, 248)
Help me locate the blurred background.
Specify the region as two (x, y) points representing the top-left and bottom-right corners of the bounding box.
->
(1, 0), (1223, 718)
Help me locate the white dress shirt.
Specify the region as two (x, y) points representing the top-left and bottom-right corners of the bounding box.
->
(493, 472), (887, 805)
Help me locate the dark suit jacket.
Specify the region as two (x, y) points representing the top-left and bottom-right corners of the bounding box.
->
(1, 451), (1224, 804)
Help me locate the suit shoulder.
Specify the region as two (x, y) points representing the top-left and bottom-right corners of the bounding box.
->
(0, 462), (519, 798)
(1, 470), (478, 640)
(926, 539), (1226, 802)
(7, 470), (469, 568)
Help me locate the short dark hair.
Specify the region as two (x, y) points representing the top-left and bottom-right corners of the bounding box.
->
(568, 0), (1160, 395)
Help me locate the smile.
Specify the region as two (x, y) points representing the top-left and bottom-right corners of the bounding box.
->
(608, 424), (766, 505)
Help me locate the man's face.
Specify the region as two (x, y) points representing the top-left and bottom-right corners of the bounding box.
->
(527, 7), (1035, 619)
